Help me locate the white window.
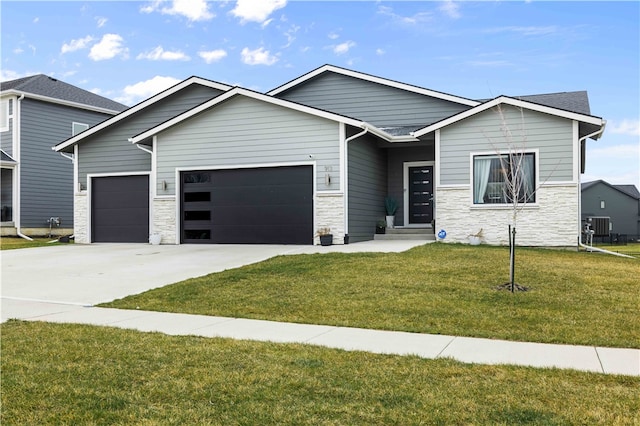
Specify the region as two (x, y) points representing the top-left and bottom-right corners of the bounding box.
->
(0, 100), (9, 132)
(473, 152), (536, 204)
(72, 122), (89, 136)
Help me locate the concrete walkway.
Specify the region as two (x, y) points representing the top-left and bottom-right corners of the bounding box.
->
(2, 241), (639, 376)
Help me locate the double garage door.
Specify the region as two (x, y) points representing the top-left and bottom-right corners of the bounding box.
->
(181, 166), (313, 244)
(91, 166), (313, 244)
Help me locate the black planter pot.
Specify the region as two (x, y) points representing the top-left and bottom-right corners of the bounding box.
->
(375, 226), (386, 234)
(320, 234), (333, 246)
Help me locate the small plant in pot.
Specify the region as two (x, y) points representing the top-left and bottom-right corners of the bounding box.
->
(375, 220), (386, 234)
(316, 227), (333, 246)
(384, 197), (398, 229)
(468, 228), (483, 246)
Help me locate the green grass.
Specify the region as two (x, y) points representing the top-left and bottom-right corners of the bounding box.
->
(103, 244), (640, 348)
(2, 321), (638, 425)
(592, 242), (640, 256)
(0, 237), (71, 250)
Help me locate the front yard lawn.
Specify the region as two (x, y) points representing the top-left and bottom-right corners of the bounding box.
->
(0, 237), (71, 250)
(2, 321), (638, 425)
(103, 243), (640, 348)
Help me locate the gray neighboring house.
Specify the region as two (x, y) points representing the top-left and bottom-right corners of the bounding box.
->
(1, 74), (127, 237)
(581, 180), (640, 241)
(54, 65), (606, 246)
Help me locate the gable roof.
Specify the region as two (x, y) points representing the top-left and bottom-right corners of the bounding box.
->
(1, 74), (127, 114)
(267, 64), (480, 107)
(412, 95), (605, 138)
(53, 76), (232, 152)
(129, 86), (417, 144)
(582, 180), (640, 199)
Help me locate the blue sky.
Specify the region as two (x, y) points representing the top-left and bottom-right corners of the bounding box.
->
(2, 1), (638, 186)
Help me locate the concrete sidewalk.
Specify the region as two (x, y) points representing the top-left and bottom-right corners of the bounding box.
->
(3, 298), (638, 377)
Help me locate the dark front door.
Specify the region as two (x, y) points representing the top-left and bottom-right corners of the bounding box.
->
(181, 166), (313, 244)
(91, 175), (149, 242)
(408, 165), (433, 225)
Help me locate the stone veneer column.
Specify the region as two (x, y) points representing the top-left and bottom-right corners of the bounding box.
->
(315, 193), (345, 244)
(152, 197), (176, 244)
(436, 185), (579, 247)
(73, 192), (88, 243)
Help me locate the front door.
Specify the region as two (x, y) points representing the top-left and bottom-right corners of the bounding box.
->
(404, 162), (434, 226)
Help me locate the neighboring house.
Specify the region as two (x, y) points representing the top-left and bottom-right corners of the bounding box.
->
(1, 74), (127, 237)
(581, 180), (640, 241)
(53, 65), (605, 246)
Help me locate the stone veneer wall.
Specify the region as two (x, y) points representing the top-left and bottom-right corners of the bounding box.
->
(73, 192), (89, 243)
(436, 184), (579, 247)
(315, 193), (345, 244)
(152, 197), (176, 244)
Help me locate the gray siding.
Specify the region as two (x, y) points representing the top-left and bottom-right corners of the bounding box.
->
(347, 134), (387, 242)
(79, 84), (223, 185)
(582, 182), (640, 237)
(277, 72), (469, 127)
(155, 95), (340, 195)
(19, 98), (112, 228)
(439, 106), (574, 186)
(387, 145), (434, 227)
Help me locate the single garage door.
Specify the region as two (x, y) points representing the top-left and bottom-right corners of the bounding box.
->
(91, 175), (149, 242)
(181, 166), (313, 244)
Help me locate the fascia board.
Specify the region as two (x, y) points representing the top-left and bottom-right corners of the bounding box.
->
(2, 89), (122, 115)
(268, 65), (480, 107)
(130, 87), (365, 144)
(412, 96), (605, 138)
(53, 76), (232, 152)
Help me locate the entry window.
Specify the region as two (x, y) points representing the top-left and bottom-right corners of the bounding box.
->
(183, 172), (210, 183)
(184, 192), (210, 202)
(473, 153), (536, 204)
(184, 210), (211, 221)
(184, 230), (211, 240)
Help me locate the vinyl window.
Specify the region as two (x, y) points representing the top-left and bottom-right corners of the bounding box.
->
(473, 152), (536, 204)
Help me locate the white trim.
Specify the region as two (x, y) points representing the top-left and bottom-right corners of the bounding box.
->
(267, 64), (479, 107)
(413, 96), (605, 138)
(437, 184), (469, 189)
(403, 161), (435, 227)
(434, 130), (441, 189)
(129, 87), (364, 144)
(73, 144), (79, 194)
(469, 149), (540, 207)
(339, 123), (347, 234)
(572, 120), (579, 183)
(53, 76), (232, 152)
(86, 172), (151, 243)
(13, 95), (22, 231)
(2, 89), (122, 115)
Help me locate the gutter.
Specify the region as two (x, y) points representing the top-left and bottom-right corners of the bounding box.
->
(14, 94), (32, 241)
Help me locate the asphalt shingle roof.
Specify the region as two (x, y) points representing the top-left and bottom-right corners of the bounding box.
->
(1, 74), (128, 112)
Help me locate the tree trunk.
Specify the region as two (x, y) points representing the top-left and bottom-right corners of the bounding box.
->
(510, 226), (516, 293)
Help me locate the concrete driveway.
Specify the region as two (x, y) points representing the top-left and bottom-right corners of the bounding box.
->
(1, 241), (425, 321)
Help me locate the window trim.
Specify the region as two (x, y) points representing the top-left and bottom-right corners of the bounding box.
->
(0, 99), (9, 132)
(470, 149), (539, 207)
(72, 122), (89, 136)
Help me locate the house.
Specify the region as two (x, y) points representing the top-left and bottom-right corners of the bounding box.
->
(53, 65), (606, 246)
(581, 180), (640, 241)
(1, 74), (127, 237)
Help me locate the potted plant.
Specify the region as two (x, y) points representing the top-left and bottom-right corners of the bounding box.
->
(375, 220), (386, 234)
(468, 228), (483, 246)
(316, 227), (333, 246)
(385, 197), (398, 229)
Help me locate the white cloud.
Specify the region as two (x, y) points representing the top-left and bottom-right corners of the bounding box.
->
(141, 0), (214, 22)
(33, 17), (39, 24)
(137, 46), (190, 61)
(116, 76), (181, 105)
(333, 41), (355, 55)
(484, 26), (559, 36)
(231, 0), (287, 24)
(328, 31), (339, 40)
(96, 17), (108, 28)
(1, 69), (37, 81)
(89, 34), (128, 61)
(198, 49), (228, 64)
(241, 47), (278, 65)
(376, 48), (385, 56)
(377, 5), (433, 25)
(439, 0), (461, 19)
(13, 47), (24, 54)
(283, 24), (300, 48)
(608, 119), (640, 136)
(61, 35), (94, 54)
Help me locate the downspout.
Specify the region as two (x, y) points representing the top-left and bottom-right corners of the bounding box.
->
(342, 125), (369, 238)
(574, 122), (630, 256)
(14, 94), (32, 241)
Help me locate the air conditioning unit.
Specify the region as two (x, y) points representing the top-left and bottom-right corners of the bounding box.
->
(587, 216), (610, 237)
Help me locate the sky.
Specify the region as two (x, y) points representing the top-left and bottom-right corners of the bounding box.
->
(1, 0), (638, 186)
